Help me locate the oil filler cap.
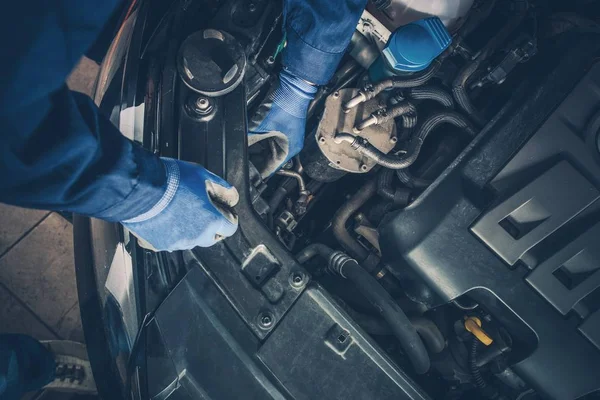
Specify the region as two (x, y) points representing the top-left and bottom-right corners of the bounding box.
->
(382, 17), (451, 73)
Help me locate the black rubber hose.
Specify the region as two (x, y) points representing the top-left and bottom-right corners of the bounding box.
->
(332, 180), (377, 261)
(377, 169), (411, 206)
(340, 111), (477, 170)
(341, 305), (445, 353)
(396, 169), (432, 189)
(453, 6), (528, 126)
(295, 243), (336, 264)
(377, 169), (395, 201)
(452, 60), (487, 126)
(343, 55), (448, 111)
(369, 57), (445, 100)
(406, 86), (454, 108)
(334, 257), (431, 374)
(411, 317), (446, 354)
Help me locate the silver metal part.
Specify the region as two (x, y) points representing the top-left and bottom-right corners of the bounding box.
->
(357, 10), (392, 51)
(366, 0), (475, 33)
(316, 88), (396, 174)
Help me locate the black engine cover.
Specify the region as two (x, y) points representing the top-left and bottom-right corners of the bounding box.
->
(381, 33), (600, 400)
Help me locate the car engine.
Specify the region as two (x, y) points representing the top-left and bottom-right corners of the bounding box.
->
(86, 0), (600, 399)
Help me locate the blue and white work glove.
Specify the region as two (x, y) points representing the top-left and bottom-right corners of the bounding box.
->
(122, 158), (239, 252)
(248, 70), (317, 177)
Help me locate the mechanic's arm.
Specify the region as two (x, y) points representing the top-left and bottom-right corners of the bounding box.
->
(248, 0), (366, 177)
(0, 1), (238, 251)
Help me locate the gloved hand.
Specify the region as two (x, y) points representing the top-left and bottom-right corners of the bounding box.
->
(121, 158), (239, 252)
(248, 70), (317, 177)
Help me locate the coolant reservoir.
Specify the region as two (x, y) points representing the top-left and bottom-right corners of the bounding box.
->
(367, 0), (474, 33)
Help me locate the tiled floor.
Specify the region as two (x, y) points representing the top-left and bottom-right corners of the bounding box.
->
(0, 58), (100, 399)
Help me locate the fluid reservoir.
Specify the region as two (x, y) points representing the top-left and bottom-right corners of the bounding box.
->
(368, 0), (474, 33)
(369, 17), (451, 81)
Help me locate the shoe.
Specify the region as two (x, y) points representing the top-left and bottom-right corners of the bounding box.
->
(40, 340), (97, 394)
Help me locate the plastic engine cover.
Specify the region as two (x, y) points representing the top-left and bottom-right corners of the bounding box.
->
(380, 33), (600, 399)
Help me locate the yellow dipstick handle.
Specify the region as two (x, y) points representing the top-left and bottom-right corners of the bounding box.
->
(464, 317), (494, 346)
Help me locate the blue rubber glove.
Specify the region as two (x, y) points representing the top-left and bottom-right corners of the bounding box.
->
(248, 70), (317, 177)
(122, 158), (239, 252)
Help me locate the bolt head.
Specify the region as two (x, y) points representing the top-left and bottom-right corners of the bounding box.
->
(390, 136), (398, 144)
(318, 136), (326, 144)
(333, 91), (340, 98)
(290, 272), (306, 288)
(360, 164), (368, 172)
(259, 313), (274, 328)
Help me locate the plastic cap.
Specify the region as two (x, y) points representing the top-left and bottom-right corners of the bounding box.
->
(382, 17), (452, 73)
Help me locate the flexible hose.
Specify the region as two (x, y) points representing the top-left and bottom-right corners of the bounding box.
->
(396, 169), (432, 189)
(356, 101), (416, 131)
(406, 86), (454, 108)
(453, 5), (529, 126)
(332, 255), (431, 374)
(339, 304), (445, 353)
(377, 169), (411, 206)
(343, 55), (447, 111)
(452, 60), (487, 126)
(337, 111), (477, 170)
(295, 243), (336, 264)
(332, 180), (377, 261)
(411, 317), (446, 354)
(471, 339), (488, 389)
(295, 245), (439, 369)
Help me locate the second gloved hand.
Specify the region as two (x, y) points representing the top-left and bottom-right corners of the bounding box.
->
(248, 70), (317, 177)
(122, 158), (239, 252)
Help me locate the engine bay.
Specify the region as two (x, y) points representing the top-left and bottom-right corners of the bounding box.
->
(91, 0), (600, 399)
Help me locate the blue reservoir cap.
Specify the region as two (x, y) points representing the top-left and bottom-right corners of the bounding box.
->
(382, 17), (452, 73)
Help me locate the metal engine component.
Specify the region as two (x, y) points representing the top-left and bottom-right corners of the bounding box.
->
(314, 88), (397, 174)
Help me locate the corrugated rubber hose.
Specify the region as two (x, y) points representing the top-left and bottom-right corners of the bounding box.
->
(336, 111), (477, 169)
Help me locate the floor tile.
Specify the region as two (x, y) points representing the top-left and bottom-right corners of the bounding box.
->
(0, 283), (57, 340)
(0, 204), (49, 256)
(0, 213), (80, 336)
(55, 302), (84, 342)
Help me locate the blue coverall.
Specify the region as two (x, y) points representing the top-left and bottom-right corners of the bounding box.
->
(0, 0), (365, 397)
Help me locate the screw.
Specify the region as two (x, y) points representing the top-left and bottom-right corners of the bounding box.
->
(290, 272), (305, 288)
(194, 97), (213, 114)
(259, 313), (274, 328)
(248, 2), (256, 12)
(333, 91), (340, 98)
(318, 136), (326, 144)
(390, 136), (398, 144)
(266, 56), (275, 65)
(360, 164), (368, 172)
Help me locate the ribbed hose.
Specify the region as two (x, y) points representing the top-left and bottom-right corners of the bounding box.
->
(344, 55), (447, 111)
(471, 339), (487, 389)
(356, 102), (416, 131)
(399, 111), (418, 142)
(338, 111), (477, 170)
(396, 169), (431, 189)
(453, 60), (487, 126)
(406, 86), (454, 108)
(377, 169), (395, 201)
